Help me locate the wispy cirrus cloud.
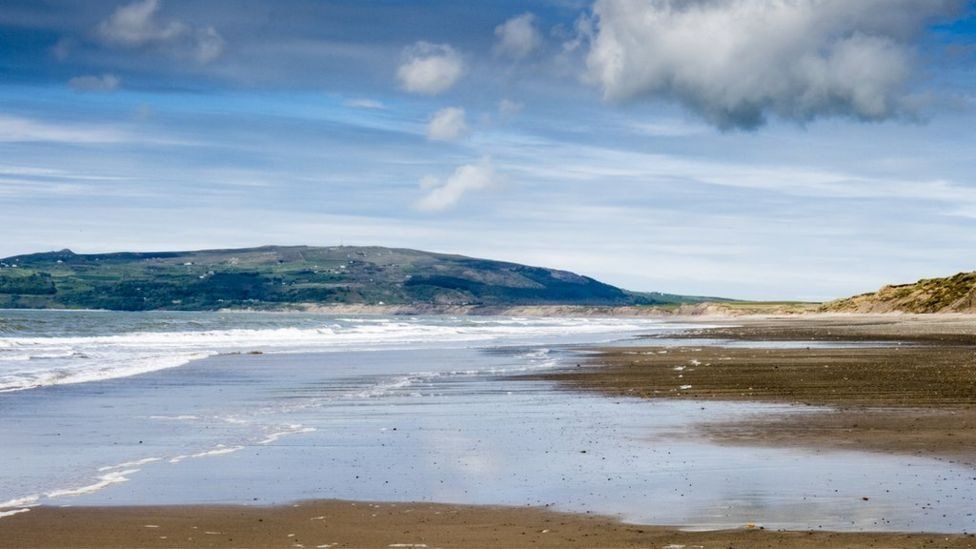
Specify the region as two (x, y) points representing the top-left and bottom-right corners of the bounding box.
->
(68, 74), (120, 93)
(344, 98), (386, 110)
(0, 114), (128, 143)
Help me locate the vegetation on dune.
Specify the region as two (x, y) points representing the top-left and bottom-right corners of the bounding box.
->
(823, 271), (976, 313)
(0, 246), (713, 312)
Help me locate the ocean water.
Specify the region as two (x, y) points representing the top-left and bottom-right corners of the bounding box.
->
(0, 310), (973, 532)
(0, 310), (670, 392)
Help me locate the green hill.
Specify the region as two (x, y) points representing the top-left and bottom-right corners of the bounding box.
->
(0, 245), (710, 312)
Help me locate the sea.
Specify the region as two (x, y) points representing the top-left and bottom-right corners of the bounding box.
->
(1, 310), (973, 531)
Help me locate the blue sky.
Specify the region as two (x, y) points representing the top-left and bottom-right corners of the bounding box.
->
(1, 0), (975, 300)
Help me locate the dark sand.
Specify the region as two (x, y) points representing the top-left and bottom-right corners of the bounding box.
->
(2, 500), (975, 548)
(667, 314), (976, 345)
(534, 315), (976, 463)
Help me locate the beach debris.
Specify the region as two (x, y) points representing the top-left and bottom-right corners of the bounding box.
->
(679, 385), (693, 390)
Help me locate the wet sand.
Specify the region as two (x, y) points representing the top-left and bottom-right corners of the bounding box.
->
(535, 315), (976, 463)
(2, 500), (975, 548)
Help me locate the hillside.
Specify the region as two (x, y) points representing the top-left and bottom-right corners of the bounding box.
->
(0, 245), (712, 312)
(822, 271), (976, 314)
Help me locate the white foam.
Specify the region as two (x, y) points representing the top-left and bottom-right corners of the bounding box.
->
(259, 425), (317, 445)
(169, 445), (244, 463)
(0, 508), (30, 519)
(45, 469), (140, 499)
(97, 457), (162, 471)
(0, 495), (39, 509)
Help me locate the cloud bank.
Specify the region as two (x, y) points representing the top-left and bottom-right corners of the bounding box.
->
(415, 158), (499, 211)
(495, 13), (543, 59)
(397, 42), (464, 95)
(585, 0), (963, 129)
(97, 0), (224, 64)
(426, 107), (469, 141)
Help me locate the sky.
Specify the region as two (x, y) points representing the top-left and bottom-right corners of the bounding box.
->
(1, 0), (975, 300)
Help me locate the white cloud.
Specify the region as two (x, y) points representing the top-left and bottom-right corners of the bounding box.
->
(0, 114), (195, 147)
(0, 115), (128, 144)
(498, 99), (523, 120)
(396, 42), (464, 95)
(415, 157), (500, 211)
(97, 0), (224, 64)
(629, 119), (706, 137)
(426, 107), (468, 141)
(494, 13), (543, 59)
(344, 98), (386, 110)
(68, 74), (121, 93)
(586, 0), (963, 129)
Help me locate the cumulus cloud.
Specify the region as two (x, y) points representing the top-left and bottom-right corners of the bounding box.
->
(494, 13), (543, 59)
(585, 0), (964, 129)
(415, 158), (500, 211)
(396, 42), (464, 95)
(97, 0), (224, 64)
(68, 74), (121, 93)
(426, 107), (469, 141)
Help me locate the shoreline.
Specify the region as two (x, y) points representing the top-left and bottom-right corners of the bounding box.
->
(7, 302), (976, 319)
(0, 303), (857, 316)
(2, 500), (975, 548)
